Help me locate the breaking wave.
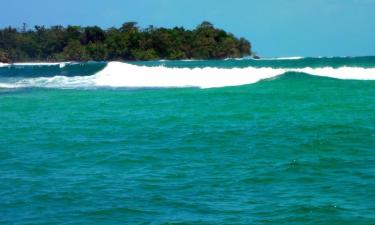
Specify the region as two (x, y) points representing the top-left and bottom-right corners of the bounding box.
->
(260, 56), (305, 60)
(1, 61), (375, 89)
(0, 63), (10, 68)
(1, 62), (72, 68)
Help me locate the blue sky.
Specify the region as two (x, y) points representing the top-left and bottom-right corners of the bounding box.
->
(1, 0), (374, 57)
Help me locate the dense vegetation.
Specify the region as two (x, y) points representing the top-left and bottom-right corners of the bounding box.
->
(0, 22), (254, 62)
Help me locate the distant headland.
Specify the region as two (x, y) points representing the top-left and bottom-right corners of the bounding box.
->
(0, 21), (257, 63)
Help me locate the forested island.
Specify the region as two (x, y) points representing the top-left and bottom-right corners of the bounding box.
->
(0, 22), (255, 63)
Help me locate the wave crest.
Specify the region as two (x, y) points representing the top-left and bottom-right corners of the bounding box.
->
(0, 63), (10, 68)
(94, 62), (285, 88)
(1, 62), (375, 89)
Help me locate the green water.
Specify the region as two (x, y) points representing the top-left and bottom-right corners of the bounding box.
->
(1, 58), (375, 224)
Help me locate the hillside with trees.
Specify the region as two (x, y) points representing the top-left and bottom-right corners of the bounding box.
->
(0, 22), (253, 62)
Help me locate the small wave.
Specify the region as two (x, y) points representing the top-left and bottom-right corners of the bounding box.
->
(276, 56), (304, 60)
(0, 63), (10, 67)
(260, 56), (305, 60)
(10, 62), (71, 68)
(0, 83), (19, 89)
(3, 75), (95, 89)
(180, 59), (204, 62)
(223, 57), (253, 61)
(0, 62), (375, 89)
(294, 67), (375, 80)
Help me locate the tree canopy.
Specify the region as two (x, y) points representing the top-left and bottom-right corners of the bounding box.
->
(0, 22), (253, 62)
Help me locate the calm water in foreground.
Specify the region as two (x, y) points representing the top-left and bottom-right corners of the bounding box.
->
(1, 57), (375, 224)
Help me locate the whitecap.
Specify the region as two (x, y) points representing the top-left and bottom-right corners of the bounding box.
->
(0, 63), (10, 67)
(1, 62), (375, 89)
(12, 62), (71, 67)
(260, 56), (305, 60)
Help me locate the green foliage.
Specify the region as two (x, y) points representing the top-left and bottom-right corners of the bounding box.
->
(63, 40), (87, 61)
(85, 42), (107, 61)
(132, 49), (159, 61)
(0, 22), (253, 62)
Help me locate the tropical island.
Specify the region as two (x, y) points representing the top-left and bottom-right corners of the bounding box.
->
(0, 21), (256, 63)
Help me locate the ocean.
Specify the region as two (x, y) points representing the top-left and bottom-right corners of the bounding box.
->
(1, 57), (375, 224)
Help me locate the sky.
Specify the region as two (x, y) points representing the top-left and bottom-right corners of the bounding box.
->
(1, 0), (374, 57)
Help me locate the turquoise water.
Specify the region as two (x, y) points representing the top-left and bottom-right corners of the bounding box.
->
(1, 57), (375, 224)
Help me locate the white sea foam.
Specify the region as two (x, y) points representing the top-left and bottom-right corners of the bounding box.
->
(260, 56), (305, 60)
(180, 59), (204, 62)
(1, 62), (375, 89)
(0, 63), (10, 67)
(7, 75), (95, 89)
(12, 62), (71, 68)
(93, 62), (285, 88)
(0, 83), (18, 88)
(294, 67), (375, 80)
(276, 56), (304, 60)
